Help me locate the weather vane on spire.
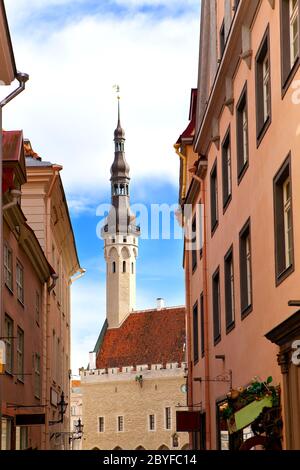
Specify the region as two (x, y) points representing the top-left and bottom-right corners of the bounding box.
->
(113, 84), (120, 100)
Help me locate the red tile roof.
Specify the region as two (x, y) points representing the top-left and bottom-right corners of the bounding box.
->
(176, 88), (197, 144)
(96, 307), (186, 369)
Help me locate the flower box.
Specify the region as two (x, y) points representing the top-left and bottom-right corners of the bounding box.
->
(227, 395), (273, 434)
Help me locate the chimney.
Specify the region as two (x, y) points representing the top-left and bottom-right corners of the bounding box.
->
(89, 352), (96, 370)
(157, 298), (165, 310)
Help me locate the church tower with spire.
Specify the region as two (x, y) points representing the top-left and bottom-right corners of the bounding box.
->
(102, 95), (140, 329)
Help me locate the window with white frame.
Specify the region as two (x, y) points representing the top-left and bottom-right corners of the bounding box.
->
(4, 244), (13, 291)
(283, 177), (293, 268)
(16, 261), (24, 304)
(34, 353), (41, 398)
(17, 328), (24, 381)
(262, 54), (270, 123)
(290, 0), (299, 66)
(4, 315), (13, 374)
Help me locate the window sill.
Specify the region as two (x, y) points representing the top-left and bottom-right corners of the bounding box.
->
(226, 321), (235, 335)
(281, 57), (300, 99)
(211, 220), (219, 238)
(5, 284), (14, 295)
(223, 194), (232, 214)
(276, 264), (294, 287)
(237, 161), (249, 185)
(4, 370), (13, 378)
(17, 298), (25, 308)
(241, 304), (253, 320)
(17, 377), (25, 385)
(256, 116), (271, 148)
(214, 335), (221, 346)
(192, 264), (198, 275)
(193, 359), (199, 366)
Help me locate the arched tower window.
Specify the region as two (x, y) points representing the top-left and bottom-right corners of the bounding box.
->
(123, 261), (126, 273)
(112, 262), (116, 273)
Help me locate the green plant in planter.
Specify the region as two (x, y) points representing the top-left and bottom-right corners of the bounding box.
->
(221, 377), (279, 421)
(135, 375), (143, 387)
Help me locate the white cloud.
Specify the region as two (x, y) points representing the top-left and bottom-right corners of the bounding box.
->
(3, 2), (200, 196)
(3, 1), (199, 373)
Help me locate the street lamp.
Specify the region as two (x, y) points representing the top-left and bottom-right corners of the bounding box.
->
(49, 392), (68, 425)
(69, 418), (84, 447)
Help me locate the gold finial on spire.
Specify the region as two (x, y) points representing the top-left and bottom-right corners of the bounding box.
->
(113, 84), (120, 100)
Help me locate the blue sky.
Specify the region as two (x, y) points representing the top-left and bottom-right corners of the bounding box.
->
(4, 0), (200, 372)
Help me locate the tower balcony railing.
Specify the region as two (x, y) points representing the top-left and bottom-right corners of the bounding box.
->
(102, 224), (141, 235)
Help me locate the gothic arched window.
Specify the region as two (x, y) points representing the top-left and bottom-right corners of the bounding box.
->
(123, 261), (126, 273)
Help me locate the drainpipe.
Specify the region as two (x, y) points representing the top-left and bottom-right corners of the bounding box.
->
(0, 71), (29, 450)
(200, 173), (212, 450)
(174, 143), (187, 201)
(185, 246), (194, 448)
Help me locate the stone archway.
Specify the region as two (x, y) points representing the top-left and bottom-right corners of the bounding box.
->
(158, 444), (169, 450)
(113, 446), (123, 450)
(135, 445), (146, 450)
(91, 447), (100, 450)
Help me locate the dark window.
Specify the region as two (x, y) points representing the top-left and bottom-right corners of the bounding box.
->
(220, 20), (225, 57)
(99, 417), (104, 432)
(123, 261), (126, 273)
(112, 262), (116, 273)
(274, 155), (294, 283)
(200, 293), (205, 357)
(192, 216), (197, 271)
(236, 84), (249, 180)
(212, 268), (221, 344)
(256, 27), (271, 142)
(165, 407), (171, 430)
(193, 302), (199, 363)
(118, 416), (124, 432)
(239, 219), (252, 316)
(224, 247), (235, 331)
(131, 262), (134, 274)
(200, 413), (206, 450)
(210, 160), (218, 233)
(280, 0), (300, 88)
(149, 414), (155, 431)
(222, 129), (232, 208)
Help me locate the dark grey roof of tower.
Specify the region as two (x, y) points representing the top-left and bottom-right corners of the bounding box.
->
(111, 98), (130, 180)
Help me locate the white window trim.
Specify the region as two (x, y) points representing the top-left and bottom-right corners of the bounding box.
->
(289, 0), (299, 67)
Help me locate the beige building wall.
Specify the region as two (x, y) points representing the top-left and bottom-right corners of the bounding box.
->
(21, 156), (80, 449)
(81, 365), (189, 450)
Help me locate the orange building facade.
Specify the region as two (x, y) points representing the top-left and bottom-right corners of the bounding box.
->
(177, 0), (300, 450)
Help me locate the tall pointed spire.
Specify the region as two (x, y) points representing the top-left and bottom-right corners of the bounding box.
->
(111, 88), (129, 180)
